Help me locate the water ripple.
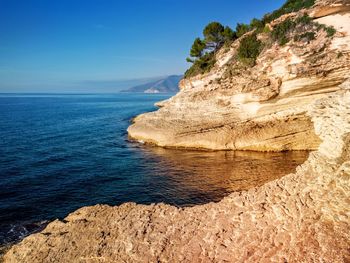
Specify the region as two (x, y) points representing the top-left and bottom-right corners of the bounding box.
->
(0, 94), (308, 246)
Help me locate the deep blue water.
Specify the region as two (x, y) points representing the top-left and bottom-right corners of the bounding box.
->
(0, 93), (308, 245)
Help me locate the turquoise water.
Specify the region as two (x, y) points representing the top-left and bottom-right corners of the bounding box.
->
(0, 93), (308, 245)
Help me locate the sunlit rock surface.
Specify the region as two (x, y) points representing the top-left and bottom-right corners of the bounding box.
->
(4, 90), (350, 262)
(128, 0), (350, 151)
(3, 0), (350, 262)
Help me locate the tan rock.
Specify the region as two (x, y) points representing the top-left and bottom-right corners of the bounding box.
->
(4, 1), (350, 262)
(3, 91), (350, 262)
(311, 0), (350, 18)
(128, 1), (350, 151)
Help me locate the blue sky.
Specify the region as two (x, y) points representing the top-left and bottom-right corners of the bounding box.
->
(0, 0), (285, 92)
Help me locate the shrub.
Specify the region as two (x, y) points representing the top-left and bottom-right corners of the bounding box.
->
(263, 0), (315, 23)
(183, 1), (325, 78)
(263, 25), (271, 33)
(236, 23), (250, 38)
(184, 52), (216, 78)
(294, 31), (316, 42)
(279, 36), (290, 46)
(315, 23), (337, 37)
(281, 0), (315, 13)
(325, 26), (336, 37)
(271, 18), (296, 45)
(223, 26), (237, 45)
(250, 18), (265, 33)
(271, 14), (314, 45)
(237, 34), (263, 66)
(295, 13), (313, 25)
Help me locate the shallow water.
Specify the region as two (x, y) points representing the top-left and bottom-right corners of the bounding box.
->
(0, 93), (308, 245)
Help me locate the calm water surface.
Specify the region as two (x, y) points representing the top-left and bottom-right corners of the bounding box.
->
(0, 93), (308, 245)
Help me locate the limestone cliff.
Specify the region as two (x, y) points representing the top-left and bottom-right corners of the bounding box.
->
(4, 90), (350, 262)
(128, 0), (350, 151)
(3, 1), (350, 262)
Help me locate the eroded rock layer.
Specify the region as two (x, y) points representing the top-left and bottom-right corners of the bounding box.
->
(4, 1), (350, 262)
(4, 90), (350, 262)
(128, 0), (350, 151)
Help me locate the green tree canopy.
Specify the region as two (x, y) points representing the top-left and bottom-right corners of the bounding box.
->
(186, 22), (235, 67)
(223, 26), (236, 42)
(237, 33), (263, 62)
(236, 23), (250, 38)
(250, 18), (264, 30)
(203, 22), (225, 48)
(190, 37), (206, 58)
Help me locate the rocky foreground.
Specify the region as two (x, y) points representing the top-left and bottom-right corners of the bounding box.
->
(3, 90), (350, 262)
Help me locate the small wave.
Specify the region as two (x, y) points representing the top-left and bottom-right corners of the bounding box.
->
(0, 220), (49, 247)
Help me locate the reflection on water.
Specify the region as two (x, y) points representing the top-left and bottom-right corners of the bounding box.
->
(137, 146), (309, 205)
(0, 94), (310, 246)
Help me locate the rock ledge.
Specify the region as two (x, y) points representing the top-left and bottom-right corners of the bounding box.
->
(4, 91), (350, 262)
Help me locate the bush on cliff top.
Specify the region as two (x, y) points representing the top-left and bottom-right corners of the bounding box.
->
(294, 31), (316, 42)
(184, 0), (321, 78)
(263, 0), (315, 23)
(271, 13), (318, 46)
(271, 18), (297, 45)
(184, 52), (216, 79)
(271, 14), (336, 46)
(185, 22), (236, 78)
(237, 34), (263, 66)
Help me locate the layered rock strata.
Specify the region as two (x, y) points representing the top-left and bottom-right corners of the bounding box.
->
(3, 91), (350, 262)
(3, 1), (350, 262)
(128, 0), (350, 151)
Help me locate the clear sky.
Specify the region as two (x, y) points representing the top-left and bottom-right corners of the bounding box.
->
(0, 0), (285, 92)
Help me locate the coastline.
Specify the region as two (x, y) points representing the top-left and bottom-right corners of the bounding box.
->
(128, 1), (350, 152)
(3, 91), (350, 262)
(2, 0), (350, 261)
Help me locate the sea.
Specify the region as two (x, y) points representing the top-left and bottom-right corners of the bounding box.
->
(0, 93), (309, 246)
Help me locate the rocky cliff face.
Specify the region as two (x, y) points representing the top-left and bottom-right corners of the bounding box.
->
(3, 1), (350, 262)
(128, 0), (350, 151)
(4, 90), (350, 262)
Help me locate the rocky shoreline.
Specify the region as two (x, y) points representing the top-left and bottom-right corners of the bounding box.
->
(3, 0), (350, 262)
(128, 0), (350, 152)
(3, 91), (350, 262)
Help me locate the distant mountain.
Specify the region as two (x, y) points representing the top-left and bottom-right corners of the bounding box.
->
(121, 75), (182, 93)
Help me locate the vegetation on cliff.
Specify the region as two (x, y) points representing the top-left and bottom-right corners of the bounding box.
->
(262, 0), (315, 23)
(184, 0), (336, 79)
(185, 22), (235, 78)
(271, 14), (336, 45)
(237, 34), (263, 66)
